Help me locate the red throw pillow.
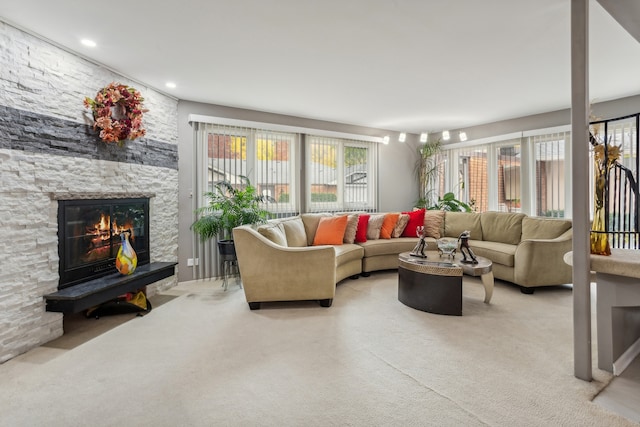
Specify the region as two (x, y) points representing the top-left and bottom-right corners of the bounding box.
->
(401, 208), (426, 237)
(355, 214), (370, 243)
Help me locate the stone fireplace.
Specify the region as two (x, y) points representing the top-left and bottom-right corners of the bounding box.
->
(42, 195), (177, 315)
(0, 19), (180, 363)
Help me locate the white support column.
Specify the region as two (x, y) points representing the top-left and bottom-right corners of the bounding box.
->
(571, 0), (593, 381)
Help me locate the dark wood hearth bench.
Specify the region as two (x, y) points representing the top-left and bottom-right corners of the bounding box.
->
(44, 262), (177, 313)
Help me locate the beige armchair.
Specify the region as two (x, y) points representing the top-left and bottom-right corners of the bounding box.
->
(232, 225), (336, 310)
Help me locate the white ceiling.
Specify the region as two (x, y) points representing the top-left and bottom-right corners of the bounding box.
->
(1, 0), (639, 134)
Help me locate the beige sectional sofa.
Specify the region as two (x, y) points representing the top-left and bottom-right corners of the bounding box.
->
(232, 210), (573, 309)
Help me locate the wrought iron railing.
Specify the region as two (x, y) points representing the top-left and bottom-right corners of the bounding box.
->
(590, 113), (640, 249)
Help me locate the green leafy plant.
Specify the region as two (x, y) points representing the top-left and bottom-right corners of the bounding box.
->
(415, 139), (442, 208)
(191, 176), (271, 241)
(429, 192), (473, 212)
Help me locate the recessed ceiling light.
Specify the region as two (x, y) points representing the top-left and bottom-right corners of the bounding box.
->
(398, 132), (406, 142)
(80, 39), (96, 47)
(165, 82), (177, 89)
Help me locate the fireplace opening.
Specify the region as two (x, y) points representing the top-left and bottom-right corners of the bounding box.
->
(58, 198), (150, 289)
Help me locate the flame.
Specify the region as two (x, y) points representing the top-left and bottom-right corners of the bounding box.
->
(90, 215), (135, 241)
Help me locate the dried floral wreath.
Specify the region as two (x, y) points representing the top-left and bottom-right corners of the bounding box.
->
(84, 82), (146, 145)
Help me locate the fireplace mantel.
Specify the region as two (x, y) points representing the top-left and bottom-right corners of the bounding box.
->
(44, 262), (177, 313)
(50, 192), (156, 200)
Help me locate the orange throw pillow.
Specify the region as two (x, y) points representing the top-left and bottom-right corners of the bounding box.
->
(379, 213), (400, 239)
(313, 215), (348, 245)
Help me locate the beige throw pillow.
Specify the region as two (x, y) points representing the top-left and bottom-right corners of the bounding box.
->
(367, 214), (385, 240)
(392, 214), (410, 238)
(424, 210), (445, 239)
(343, 214), (359, 244)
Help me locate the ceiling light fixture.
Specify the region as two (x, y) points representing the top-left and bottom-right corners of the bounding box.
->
(382, 136), (390, 145)
(442, 130), (450, 141)
(459, 131), (468, 142)
(165, 82), (177, 89)
(419, 132), (428, 143)
(398, 132), (406, 142)
(80, 39), (96, 47)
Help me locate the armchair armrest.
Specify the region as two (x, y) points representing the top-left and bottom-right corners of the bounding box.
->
(514, 229), (573, 286)
(232, 226), (337, 304)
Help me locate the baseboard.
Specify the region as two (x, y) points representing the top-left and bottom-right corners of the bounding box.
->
(613, 336), (640, 376)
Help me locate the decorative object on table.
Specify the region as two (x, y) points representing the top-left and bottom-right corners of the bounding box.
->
(191, 176), (271, 257)
(458, 230), (478, 264)
(84, 82), (147, 146)
(410, 225), (428, 258)
(115, 229), (138, 275)
(589, 129), (620, 256)
(437, 238), (457, 259)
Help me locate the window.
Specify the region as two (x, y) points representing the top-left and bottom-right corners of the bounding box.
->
(254, 130), (297, 216)
(497, 143), (521, 213)
(306, 135), (377, 212)
(457, 146), (488, 212)
(203, 124), (298, 217)
(436, 129), (570, 216)
(532, 132), (568, 217)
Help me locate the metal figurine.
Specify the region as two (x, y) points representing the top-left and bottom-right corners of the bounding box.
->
(458, 230), (478, 264)
(410, 225), (428, 258)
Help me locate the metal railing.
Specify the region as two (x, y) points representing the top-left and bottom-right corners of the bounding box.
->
(591, 113), (640, 249)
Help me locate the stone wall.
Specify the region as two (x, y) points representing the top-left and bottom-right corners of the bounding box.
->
(0, 21), (179, 363)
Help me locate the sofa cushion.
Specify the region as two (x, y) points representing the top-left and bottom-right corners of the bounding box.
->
(343, 214), (359, 244)
(470, 240), (517, 267)
(280, 216), (307, 247)
(358, 237), (422, 258)
(257, 223), (287, 246)
(392, 214), (410, 238)
(401, 208), (426, 237)
(380, 213), (399, 239)
(444, 212), (482, 240)
(424, 210), (444, 239)
(367, 214), (385, 240)
(301, 213), (333, 246)
(313, 215), (348, 245)
(521, 217), (572, 240)
(481, 211), (526, 245)
(334, 244), (364, 266)
(355, 214), (370, 243)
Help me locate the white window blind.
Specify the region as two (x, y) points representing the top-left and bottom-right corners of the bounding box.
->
(457, 146), (488, 212)
(306, 135), (377, 212)
(497, 142), (522, 213)
(192, 122), (298, 279)
(532, 132), (568, 217)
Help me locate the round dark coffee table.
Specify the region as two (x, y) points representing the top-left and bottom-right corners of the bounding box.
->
(398, 252), (463, 316)
(398, 251), (494, 316)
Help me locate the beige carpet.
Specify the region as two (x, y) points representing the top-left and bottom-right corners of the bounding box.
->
(0, 272), (636, 426)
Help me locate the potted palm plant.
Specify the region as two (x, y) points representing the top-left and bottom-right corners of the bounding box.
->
(191, 176), (271, 257)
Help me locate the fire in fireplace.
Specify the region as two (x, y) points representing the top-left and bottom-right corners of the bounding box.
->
(58, 198), (150, 288)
